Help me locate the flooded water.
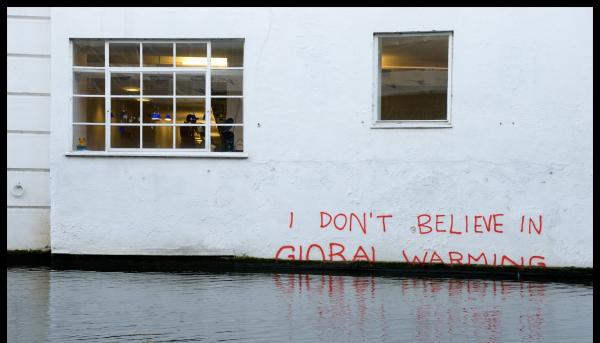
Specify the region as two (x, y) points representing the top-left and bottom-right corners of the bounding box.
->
(7, 267), (592, 343)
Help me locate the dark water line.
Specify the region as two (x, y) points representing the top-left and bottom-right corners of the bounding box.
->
(7, 251), (594, 284)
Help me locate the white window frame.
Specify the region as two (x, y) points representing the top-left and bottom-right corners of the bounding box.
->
(68, 39), (247, 158)
(372, 31), (453, 129)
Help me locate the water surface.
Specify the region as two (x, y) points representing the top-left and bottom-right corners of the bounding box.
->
(7, 267), (592, 342)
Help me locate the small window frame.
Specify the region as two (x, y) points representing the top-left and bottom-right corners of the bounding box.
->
(372, 31), (453, 129)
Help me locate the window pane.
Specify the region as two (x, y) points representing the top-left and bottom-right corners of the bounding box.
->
(176, 98), (206, 124)
(176, 125), (205, 149)
(211, 69), (242, 96)
(73, 97), (105, 123)
(142, 98), (173, 123)
(212, 125), (243, 152)
(175, 43), (207, 67)
(211, 40), (244, 67)
(73, 125), (105, 151)
(109, 43), (140, 67)
(111, 73), (140, 96)
(73, 71), (105, 95)
(143, 73), (173, 95)
(143, 126), (173, 149)
(379, 34), (449, 120)
(73, 41), (104, 67)
(211, 98), (243, 124)
(111, 98), (141, 123)
(111, 126), (140, 148)
(176, 73), (206, 95)
(143, 43), (173, 67)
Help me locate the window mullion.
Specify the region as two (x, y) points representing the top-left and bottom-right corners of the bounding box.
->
(447, 34), (453, 126)
(70, 40), (74, 152)
(206, 41), (212, 152)
(377, 36), (382, 122)
(105, 41), (110, 151)
(139, 70), (143, 149)
(172, 42), (176, 149)
(139, 43), (143, 149)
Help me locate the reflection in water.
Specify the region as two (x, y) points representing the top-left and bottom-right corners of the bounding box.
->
(7, 268), (592, 343)
(7, 268), (50, 343)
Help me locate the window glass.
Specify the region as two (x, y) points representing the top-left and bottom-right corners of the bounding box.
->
(211, 70), (242, 96)
(109, 43), (140, 67)
(176, 98), (206, 124)
(73, 71), (105, 95)
(379, 34), (449, 121)
(110, 98), (141, 124)
(143, 43), (173, 67)
(111, 126), (140, 148)
(176, 73), (206, 95)
(143, 126), (173, 149)
(212, 125), (243, 152)
(211, 98), (243, 124)
(176, 125), (205, 149)
(142, 98), (173, 124)
(143, 73), (173, 96)
(73, 41), (104, 67)
(111, 73), (140, 96)
(175, 43), (207, 67)
(211, 40), (244, 68)
(73, 97), (105, 123)
(73, 125), (105, 151)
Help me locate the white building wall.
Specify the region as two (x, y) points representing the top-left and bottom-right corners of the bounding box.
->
(50, 8), (593, 267)
(7, 7), (52, 251)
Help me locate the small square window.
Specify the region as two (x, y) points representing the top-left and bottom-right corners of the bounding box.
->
(374, 32), (452, 128)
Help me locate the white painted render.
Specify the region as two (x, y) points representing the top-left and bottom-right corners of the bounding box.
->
(7, 7), (51, 251)
(49, 8), (592, 267)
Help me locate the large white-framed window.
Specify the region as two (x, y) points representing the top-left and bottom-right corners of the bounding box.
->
(70, 39), (245, 157)
(372, 32), (453, 129)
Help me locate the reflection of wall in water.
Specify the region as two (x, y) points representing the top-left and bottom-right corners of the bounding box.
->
(7, 270), (50, 342)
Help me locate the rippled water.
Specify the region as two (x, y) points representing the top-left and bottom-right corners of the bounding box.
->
(7, 267), (592, 343)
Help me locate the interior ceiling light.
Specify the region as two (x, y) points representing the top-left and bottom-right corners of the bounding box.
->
(382, 66), (448, 70)
(123, 87), (140, 92)
(179, 57), (228, 67)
